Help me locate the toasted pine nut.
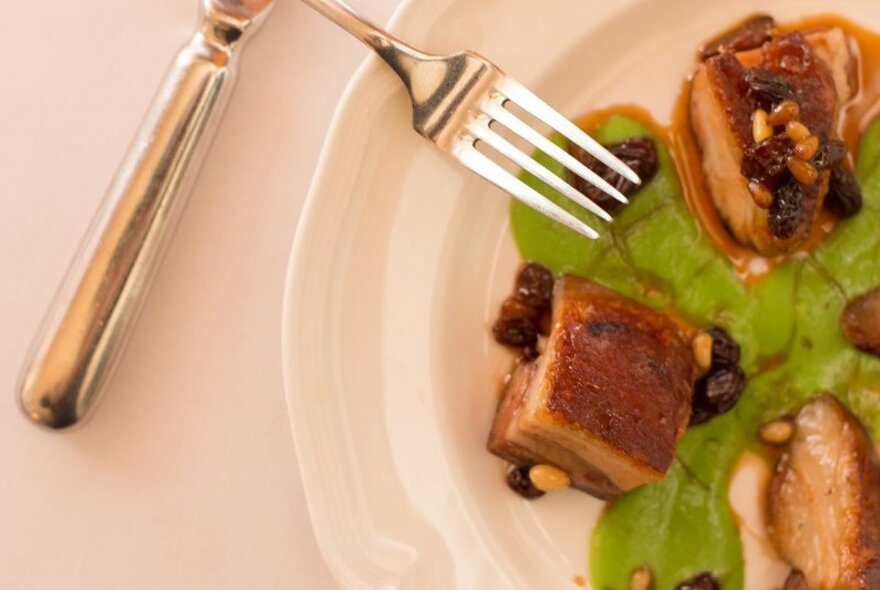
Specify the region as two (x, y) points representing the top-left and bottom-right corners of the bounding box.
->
(767, 100), (800, 126)
(794, 136), (820, 161)
(528, 464), (570, 491)
(760, 419), (794, 444)
(749, 182), (774, 209)
(630, 566), (653, 590)
(692, 332), (713, 372)
(787, 157), (819, 185)
(786, 120), (811, 142)
(752, 109), (772, 143)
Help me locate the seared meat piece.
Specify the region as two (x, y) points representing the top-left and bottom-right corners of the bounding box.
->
(841, 287), (880, 356)
(488, 276), (698, 499)
(690, 27), (854, 254)
(767, 395), (880, 589)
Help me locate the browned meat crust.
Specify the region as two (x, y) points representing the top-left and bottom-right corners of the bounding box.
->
(488, 276), (697, 499)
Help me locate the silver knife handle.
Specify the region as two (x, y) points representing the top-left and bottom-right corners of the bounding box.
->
(19, 11), (255, 429)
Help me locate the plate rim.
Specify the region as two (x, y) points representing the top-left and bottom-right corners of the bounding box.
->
(281, 1), (432, 587)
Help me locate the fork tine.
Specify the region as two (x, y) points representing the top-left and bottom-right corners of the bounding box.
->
(469, 117), (612, 222)
(484, 99), (628, 205)
(496, 78), (641, 185)
(454, 143), (599, 239)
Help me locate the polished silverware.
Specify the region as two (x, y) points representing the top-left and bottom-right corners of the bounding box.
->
(18, 0), (277, 429)
(300, 0), (639, 239)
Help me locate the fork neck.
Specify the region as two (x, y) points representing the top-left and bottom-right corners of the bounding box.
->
(300, 0), (432, 82)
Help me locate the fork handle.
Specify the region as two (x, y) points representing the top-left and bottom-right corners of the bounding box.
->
(299, 0), (431, 77)
(18, 17), (250, 429)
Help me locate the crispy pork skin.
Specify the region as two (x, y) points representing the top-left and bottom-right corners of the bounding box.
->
(690, 27), (853, 255)
(488, 276), (697, 499)
(767, 395), (880, 589)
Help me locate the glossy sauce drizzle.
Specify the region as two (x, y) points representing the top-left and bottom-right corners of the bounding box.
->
(578, 15), (880, 284)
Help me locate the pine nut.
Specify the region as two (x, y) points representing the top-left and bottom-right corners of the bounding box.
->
(630, 566), (653, 590)
(692, 332), (713, 372)
(767, 100), (800, 126)
(787, 157), (818, 185)
(528, 464), (571, 491)
(752, 109), (772, 143)
(749, 182), (774, 209)
(760, 419), (794, 444)
(786, 120), (811, 142)
(794, 136), (820, 161)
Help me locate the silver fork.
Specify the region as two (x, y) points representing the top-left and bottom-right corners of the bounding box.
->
(300, 0), (640, 239)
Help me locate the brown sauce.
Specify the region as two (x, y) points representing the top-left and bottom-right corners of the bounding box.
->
(577, 15), (880, 285)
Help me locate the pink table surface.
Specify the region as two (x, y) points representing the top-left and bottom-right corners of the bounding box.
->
(0, 0), (399, 587)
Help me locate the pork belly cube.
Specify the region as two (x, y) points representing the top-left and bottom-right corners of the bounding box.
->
(488, 276), (697, 499)
(690, 27), (854, 255)
(768, 395), (880, 590)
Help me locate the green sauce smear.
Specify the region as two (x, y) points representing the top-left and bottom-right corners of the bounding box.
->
(510, 115), (880, 589)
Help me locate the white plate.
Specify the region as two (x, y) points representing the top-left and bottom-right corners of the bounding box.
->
(282, 1), (880, 587)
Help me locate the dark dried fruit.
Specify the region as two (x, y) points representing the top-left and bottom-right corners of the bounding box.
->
(690, 365), (747, 425)
(741, 134), (794, 185)
(515, 263), (554, 309)
(493, 315), (538, 348)
(744, 67), (797, 111)
(841, 287), (880, 356)
(768, 178), (804, 239)
(766, 32), (814, 76)
(568, 136), (659, 212)
(811, 138), (848, 171)
(704, 326), (741, 367)
(675, 572), (720, 590)
(506, 465), (545, 499)
(501, 296), (537, 319)
(824, 166), (863, 218)
(700, 15), (775, 61)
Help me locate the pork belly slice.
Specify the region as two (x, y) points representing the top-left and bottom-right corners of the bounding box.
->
(690, 27), (854, 255)
(767, 395), (880, 590)
(488, 276), (697, 499)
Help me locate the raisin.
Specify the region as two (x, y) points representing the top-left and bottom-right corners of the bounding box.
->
(704, 326), (741, 367)
(690, 365), (747, 425)
(515, 263), (554, 309)
(768, 32), (813, 75)
(500, 296), (537, 320)
(568, 136), (659, 212)
(811, 139), (848, 171)
(700, 15), (775, 61)
(741, 135), (794, 185)
(675, 572), (720, 590)
(492, 315), (538, 348)
(824, 166), (863, 218)
(768, 178), (803, 239)
(506, 465), (545, 499)
(744, 67), (796, 111)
